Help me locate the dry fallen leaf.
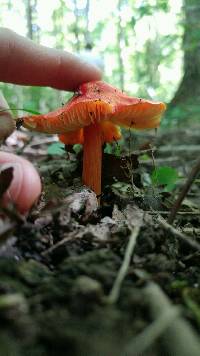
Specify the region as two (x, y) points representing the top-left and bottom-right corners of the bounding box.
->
(64, 188), (98, 220)
(0, 167), (13, 198)
(0, 92), (15, 141)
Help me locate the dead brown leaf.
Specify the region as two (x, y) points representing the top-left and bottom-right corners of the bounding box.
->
(0, 166), (13, 198)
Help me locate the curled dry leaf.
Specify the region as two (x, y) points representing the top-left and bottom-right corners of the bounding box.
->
(0, 167), (13, 198)
(0, 114), (15, 141)
(124, 204), (144, 229)
(64, 188), (98, 220)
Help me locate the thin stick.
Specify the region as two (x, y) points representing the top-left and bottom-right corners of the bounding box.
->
(150, 143), (156, 169)
(168, 157), (200, 224)
(0, 221), (16, 244)
(125, 282), (200, 355)
(107, 224), (141, 304)
(157, 215), (200, 251)
(125, 305), (180, 355)
(42, 234), (78, 257)
(147, 210), (200, 216)
(143, 283), (200, 356)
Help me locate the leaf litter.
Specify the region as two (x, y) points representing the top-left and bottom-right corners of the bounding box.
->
(0, 127), (200, 356)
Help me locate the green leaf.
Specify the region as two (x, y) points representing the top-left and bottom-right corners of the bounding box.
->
(21, 108), (41, 115)
(151, 166), (179, 191)
(140, 154), (149, 161)
(0, 108), (41, 115)
(114, 144), (121, 157)
(73, 144), (82, 154)
(47, 142), (65, 156)
(104, 143), (121, 157)
(104, 143), (112, 154)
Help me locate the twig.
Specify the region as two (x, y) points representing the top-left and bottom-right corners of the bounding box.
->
(125, 304), (180, 355)
(147, 210), (200, 216)
(18, 147), (47, 156)
(159, 144), (200, 155)
(16, 134), (34, 155)
(133, 147), (157, 156)
(107, 224), (141, 304)
(42, 234), (79, 257)
(157, 215), (200, 251)
(168, 157), (200, 224)
(139, 156), (181, 166)
(0, 206), (25, 224)
(30, 137), (58, 147)
(142, 282), (200, 356)
(0, 221), (16, 244)
(150, 143), (156, 169)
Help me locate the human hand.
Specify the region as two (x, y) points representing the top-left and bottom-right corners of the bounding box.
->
(0, 27), (101, 90)
(0, 28), (102, 214)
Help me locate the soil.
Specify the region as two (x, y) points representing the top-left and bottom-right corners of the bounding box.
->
(0, 126), (200, 356)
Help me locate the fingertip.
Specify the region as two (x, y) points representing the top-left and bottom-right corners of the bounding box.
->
(0, 152), (41, 214)
(50, 51), (103, 91)
(0, 28), (103, 91)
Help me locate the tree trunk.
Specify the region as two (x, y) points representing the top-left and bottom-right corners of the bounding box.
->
(169, 0), (200, 118)
(26, 0), (33, 40)
(117, 0), (125, 90)
(73, 0), (81, 52)
(84, 0), (90, 47)
(25, 0), (39, 42)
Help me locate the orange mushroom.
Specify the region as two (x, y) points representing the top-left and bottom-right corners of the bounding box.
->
(21, 81), (166, 198)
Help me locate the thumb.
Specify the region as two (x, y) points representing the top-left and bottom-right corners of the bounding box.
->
(0, 151), (41, 214)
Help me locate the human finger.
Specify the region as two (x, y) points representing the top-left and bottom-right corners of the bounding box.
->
(0, 151), (41, 214)
(0, 28), (102, 91)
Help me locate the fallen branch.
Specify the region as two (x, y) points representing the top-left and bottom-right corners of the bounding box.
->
(107, 223), (141, 304)
(168, 157), (200, 224)
(42, 234), (78, 257)
(159, 144), (200, 155)
(147, 210), (200, 216)
(140, 156), (181, 166)
(125, 282), (200, 355)
(144, 283), (200, 356)
(158, 215), (200, 251)
(125, 301), (180, 355)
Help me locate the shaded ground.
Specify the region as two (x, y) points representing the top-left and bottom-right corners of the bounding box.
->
(0, 125), (200, 356)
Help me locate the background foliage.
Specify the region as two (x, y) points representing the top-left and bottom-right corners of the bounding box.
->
(0, 0), (199, 126)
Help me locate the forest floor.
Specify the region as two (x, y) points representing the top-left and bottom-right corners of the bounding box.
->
(0, 124), (200, 356)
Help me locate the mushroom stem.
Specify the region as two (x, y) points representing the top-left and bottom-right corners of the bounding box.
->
(82, 123), (102, 197)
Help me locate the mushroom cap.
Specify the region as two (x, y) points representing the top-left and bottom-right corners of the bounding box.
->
(22, 81), (166, 143)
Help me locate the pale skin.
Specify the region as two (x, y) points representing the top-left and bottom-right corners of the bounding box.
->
(0, 27), (102, 213)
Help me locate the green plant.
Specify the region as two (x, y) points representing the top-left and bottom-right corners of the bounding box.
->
(151, 166), (179, 192)
(0, 108), (41, 115)
(47, 142), (65, 156)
